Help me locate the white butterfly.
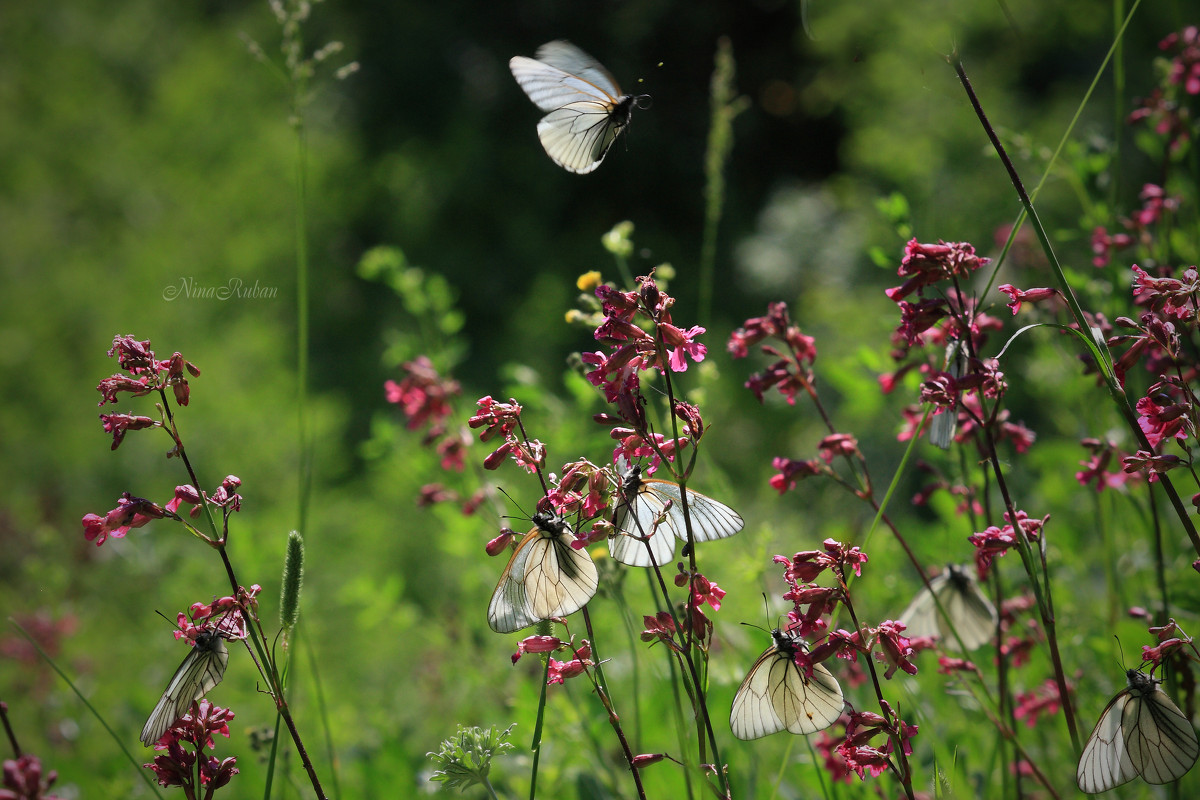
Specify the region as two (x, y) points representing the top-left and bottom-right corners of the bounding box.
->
(929, 340), (967, 450)
(898, 564), (997, 651)
(1077, 667), (1199, 793)
(487, 512), (599, 634)
(509, 40), (648, 174)
(140, 629), (229, 746)
(609, 463), (744, 567)
(730, 628), (845, 740)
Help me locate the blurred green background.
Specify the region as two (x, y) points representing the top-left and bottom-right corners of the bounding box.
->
(2, 0), (1198, 797)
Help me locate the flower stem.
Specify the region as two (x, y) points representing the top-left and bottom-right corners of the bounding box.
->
(528, 656), (550, 800)
(582, 607), (647, 800)
(950, 52), (1200, 557)
(836, 578), (916, 800)
(981, 437), (1080, 752)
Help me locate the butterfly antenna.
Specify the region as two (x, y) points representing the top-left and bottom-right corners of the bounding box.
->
(497, 487), (533, 523)
(155, 609), (180, 629)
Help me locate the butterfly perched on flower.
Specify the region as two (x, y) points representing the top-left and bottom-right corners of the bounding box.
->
(730, 627), (844, 740)
(609, 462), (744, 568)
(1077, 667), (1199, 793)
(487, 512), (599, 634)
(898, 564), (997, 651)
(141, 629), (229, 746)
(509, 40), (650, 174)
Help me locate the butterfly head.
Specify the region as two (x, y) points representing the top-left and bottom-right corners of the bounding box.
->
(193, 629), (224, 648)
(946, 564), (974, 589)
(770, 628), (802, 657)
(1127, 667), (1160, 690)
(618, 462), (644, 494)
(531, 512), (571, 538)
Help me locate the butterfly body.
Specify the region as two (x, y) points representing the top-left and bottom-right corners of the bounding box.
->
(510, 40), (646, 174)
(899, 564), (997, 651)
(140, 629), (229, 746)
(487, 512), (599, 634)
(610, 464), (743, 567)
(1077, 668), (1199, 793)
(730, 628), (844, 740)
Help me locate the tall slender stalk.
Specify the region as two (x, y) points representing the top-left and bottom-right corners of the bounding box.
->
(950, 53), (1200, 559)
(699, 37), (749, 326)
(294, 114), (312, 537)
(528, 656), (550, 800)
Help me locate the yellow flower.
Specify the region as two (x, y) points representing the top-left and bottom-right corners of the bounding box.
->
(576, 271), (603, 292)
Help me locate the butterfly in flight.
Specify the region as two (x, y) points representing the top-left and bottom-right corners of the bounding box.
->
(140, 628), (229, 746)
(487, 511), (599, 634)
(898, 564), (997, 651)
(730, 627), (845, 740)
(609, 462), (743, 568)
(509, 40), (650, 174)
(1077, 666), (1199, 793)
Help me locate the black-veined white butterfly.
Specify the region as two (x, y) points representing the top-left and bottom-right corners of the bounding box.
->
(898, 564), (997, 651)
(730, 627), (845, 740)
(1077, 667), (1199, 793)
(140, 629), (229, 746)
(929, 340), (967, 450)
(610, 463), (744, 567)
(509, 40), (649, 174)
(487, 512), (599, 634)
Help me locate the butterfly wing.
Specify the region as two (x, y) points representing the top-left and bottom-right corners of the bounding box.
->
(531, 40), (622, 98)
(730, 639), (844, 740)
(536, 102), (626, 174)
(1077, 670), (1200, 792)
(488, 520), (599, 633)
(611, 481), (682, 567)
(1078, 686), (1139, 793)
(140, 631), (229, 746)
(509, 55), (616, 113)
(939, 568), (997, 651)
(643, 480), (745, 545)
(897, 571), (945, 641)
(487, 531), (542, 634)
(899, 566), (996, 651)
(780, 660), (844, 735)
(523, 528), (599, 621)
(731, 647), (790, 740)
(1122, 673), (1199, 785)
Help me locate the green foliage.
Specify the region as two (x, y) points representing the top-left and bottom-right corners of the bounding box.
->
(427, 724), (516, 796)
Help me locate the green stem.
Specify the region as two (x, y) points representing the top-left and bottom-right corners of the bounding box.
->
(768, 735), (795, 800)
(666, 652), (697, 800)
(294, 104), (312, 537)
(982, 438), (1081, 752)
(950, 52), (1200, 558)
(837, 582), (916, 800)
(262, 708), (283, 800)
(655, 347), (730, 798)
(581, 608), (647, 800)
(617, 590), (643, 747)
(699, 37), (747, 326)
(303, 626), (340, 798)
(528, 656), (550, 800)
(10, 621), (165, 798)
